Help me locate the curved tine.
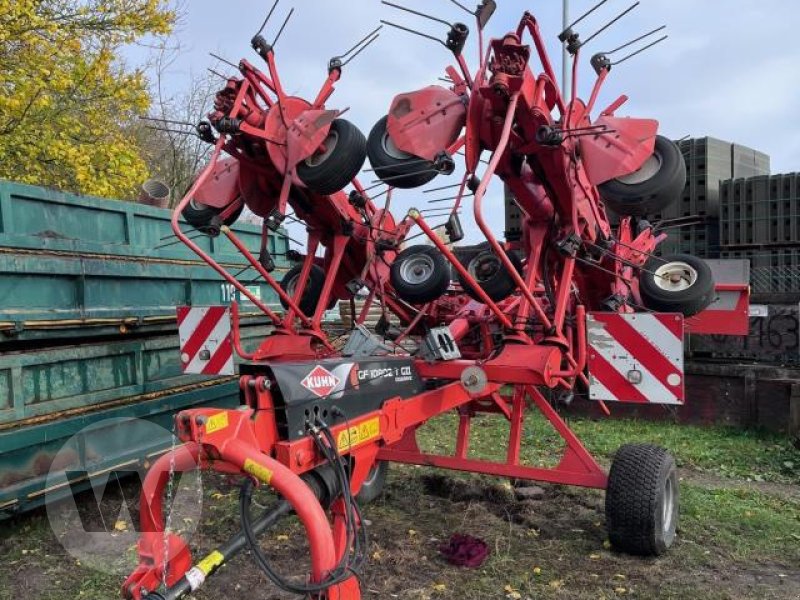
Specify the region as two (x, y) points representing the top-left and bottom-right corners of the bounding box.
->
(382, 1), (452, 27)
(336, 25), (383, 60)
(446, 0), (474, 16)
(582, 2), (640, 47)
(255, 0), (280, 37)
(380, 19), (447, 48)
(605, 25), (666, 55)
(271, 8), (294, 48)
(613, 35), (668, 66)
(341, 34), (381, 67)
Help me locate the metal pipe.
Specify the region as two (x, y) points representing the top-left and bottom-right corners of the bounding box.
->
(471, 93), (554, 331)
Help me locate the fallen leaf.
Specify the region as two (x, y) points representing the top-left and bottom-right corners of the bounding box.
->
(614, 587), (627, 595)
(432, 583), (446, 592)
(532, 566), (542, 575)
(114, 520), (128, 531)
(589, 553), (601, 560)
(276, 534), (289, 541)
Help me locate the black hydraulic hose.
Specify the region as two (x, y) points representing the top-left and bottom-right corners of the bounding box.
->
(146, 499), (292, 600)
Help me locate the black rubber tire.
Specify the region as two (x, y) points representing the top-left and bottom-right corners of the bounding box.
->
(639, 253), (714, 316)
(182, 199), (243, 231)
(390, 245), (451, 304)
(356, 461), (388, 505)
(599, 135), (686, 217)
(606, 443), (679, 556)
(457, 243), (523, 302)
(367, 115), (438, 189)
(296, 119), (367, 195)
(279, 264), (326, 316)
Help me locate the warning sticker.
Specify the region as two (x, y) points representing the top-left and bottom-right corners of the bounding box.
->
(196, 550), (224, 576)
(205, 412), (229, 434)
(337, 417), (381, 452)
(243, 458), (273, 483)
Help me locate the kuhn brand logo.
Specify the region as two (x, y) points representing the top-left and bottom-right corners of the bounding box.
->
(301, 365), (341, 397)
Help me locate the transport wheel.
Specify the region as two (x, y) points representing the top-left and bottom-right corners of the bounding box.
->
(599, 135), (686, 216)
(182, 199), (243, 232)
(390, 245), (451, 303)
(367, 115), (438, 189)
(296, 118), (367, 194)
(356, 461), (388, 504)
(457, 243), (522, 302)
(606, 443), (678, 556)
(280, 264), (329, 316)
(639, 253), (714, 316)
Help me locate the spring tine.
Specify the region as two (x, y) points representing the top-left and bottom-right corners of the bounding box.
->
(232, 264), (254, 278)
(209, 52), (239, 69)
(255, 0), (280, 37)
(613, 35), (668, 65)
(153, 231), (207, 250)
(380, 20), (447, 48)
(341, 33), (381, 67)
(423, 181), (464, 193)
(272, 8), (294, 48)
(159, 228), (195, 240)
(428, 193), (473, 204)
(139, 116), (196, 128)
(337, 25), (383, 59)
(565, 128), (617, 139)
(446, 0), (474, 16)
(606, 25), (666, 55)
(370, 168), (440, 184)
(145, 125), (199, 138)
(582, 2), (640, 47)
(207, 67), (228, 80)
(403, 221), (450, 242)
(363, 156), (431, 172)
(559, 0), (608, 36)
(370, 187), (392, 200)
(382, 1), (452, 27)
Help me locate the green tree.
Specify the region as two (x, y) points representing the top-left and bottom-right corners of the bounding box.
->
(0, 0), (175, 198)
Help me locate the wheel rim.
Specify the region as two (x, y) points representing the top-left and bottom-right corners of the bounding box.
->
(662, 476), (676, 533)
(189, 198), (208, 211)
(381, 130), (414, 160)
(468, 253), (501, 283)
(400, 254), (435, 285)
(286, 274), (300, 296)
(653, 261), (697, 292)
(617, 152), (662, 185)
(305, 130), (339, 167)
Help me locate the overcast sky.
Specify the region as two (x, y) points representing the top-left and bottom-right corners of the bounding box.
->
(143, 0), (800, 242)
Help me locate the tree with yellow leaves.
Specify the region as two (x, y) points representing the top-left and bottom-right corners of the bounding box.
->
(0, 1), (175, 199)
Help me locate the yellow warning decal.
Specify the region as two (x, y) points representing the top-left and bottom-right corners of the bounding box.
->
(205, 412), (229, 434)
(243, 458), (273, 483)
(196, 550), (224, 576)
(337, 417), (381, 452)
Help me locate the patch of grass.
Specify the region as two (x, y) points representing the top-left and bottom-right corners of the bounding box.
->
(680, 485), (800, 562)
(416, 412), (799, 485)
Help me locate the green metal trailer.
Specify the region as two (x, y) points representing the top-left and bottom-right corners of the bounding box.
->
(0, 180), (290, 517)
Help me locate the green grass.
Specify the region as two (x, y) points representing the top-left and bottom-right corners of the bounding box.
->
(680, 485), (800, 562)
(417, 412), (800, 485)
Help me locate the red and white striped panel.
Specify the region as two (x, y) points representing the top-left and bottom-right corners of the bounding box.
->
(587, 312), (684, 405)
(176, 306), (234, 376)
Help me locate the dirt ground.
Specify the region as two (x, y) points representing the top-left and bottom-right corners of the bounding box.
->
(1, 416), (798, 600)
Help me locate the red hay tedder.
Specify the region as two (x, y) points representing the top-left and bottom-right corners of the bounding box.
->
(125, 2), (749, 598)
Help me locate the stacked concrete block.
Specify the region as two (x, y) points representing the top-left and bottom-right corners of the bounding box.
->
(656, 137), (770, 258)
